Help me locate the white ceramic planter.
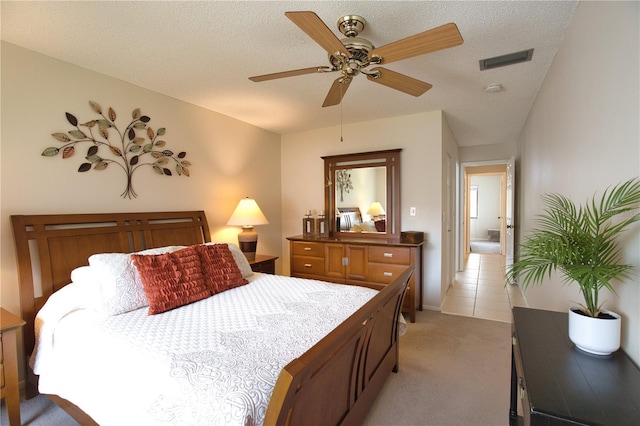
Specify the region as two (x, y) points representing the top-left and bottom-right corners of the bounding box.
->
(568, 308), (621, 356)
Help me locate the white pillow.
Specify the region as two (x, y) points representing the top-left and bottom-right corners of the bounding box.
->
(204, 242), (253, 278)
(88, 246), (185, 316)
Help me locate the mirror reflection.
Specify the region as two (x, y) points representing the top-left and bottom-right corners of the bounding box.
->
(335, 167), (387, 233)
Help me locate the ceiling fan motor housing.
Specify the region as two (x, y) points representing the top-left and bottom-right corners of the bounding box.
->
(337, 15), (366, 37)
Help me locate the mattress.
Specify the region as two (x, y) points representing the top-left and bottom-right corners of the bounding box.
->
(31, 273), (393, 426)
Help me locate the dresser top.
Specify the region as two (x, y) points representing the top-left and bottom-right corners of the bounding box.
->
(287, 235), (425, 248)
(512, 307), (640, 425)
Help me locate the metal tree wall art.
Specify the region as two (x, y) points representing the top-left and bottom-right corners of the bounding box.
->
(335, 169), (353, 202)
(42, 101), (190, 199)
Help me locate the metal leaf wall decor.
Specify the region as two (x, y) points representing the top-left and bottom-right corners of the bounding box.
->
(42, 100), (190, 199)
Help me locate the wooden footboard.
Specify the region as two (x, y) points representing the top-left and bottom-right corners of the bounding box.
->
(265, 267), (413, 426)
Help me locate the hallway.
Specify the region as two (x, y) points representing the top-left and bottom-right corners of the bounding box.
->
(442, 253), (526, 323)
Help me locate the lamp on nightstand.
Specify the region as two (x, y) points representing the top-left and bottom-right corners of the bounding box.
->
(366, 201), (386, 220)
(227, 197), (269, 260)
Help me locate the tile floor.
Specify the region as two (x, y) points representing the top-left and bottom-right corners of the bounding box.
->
(442, 252), (527, 323)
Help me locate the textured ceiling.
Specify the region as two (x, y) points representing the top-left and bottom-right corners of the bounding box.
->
(1, 1), (578, 147)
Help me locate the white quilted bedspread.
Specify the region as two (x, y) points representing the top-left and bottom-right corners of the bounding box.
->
(32, 274), (383, 426)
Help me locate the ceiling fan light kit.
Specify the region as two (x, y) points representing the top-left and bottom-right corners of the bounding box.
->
(249, 11), (463, 107)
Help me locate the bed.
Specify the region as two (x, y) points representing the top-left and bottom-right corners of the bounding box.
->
(11, 211), (412, 425)
(337, 207), (385, 233)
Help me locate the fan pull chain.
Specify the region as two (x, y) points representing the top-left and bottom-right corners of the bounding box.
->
(340, 81), (344, 142)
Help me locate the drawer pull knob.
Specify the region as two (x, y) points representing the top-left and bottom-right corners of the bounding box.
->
(384, 272), (393, 277)
(383, 253), (393, 258)
(304, 247), (312, 251)
(304, 263), (312, 268)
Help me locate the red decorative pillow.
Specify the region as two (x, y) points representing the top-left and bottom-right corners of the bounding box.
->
(131, 246), (212, 315)
(196, 244), (248, 293)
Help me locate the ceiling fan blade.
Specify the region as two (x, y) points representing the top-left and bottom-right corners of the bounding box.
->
(249, 66), (329, 82)
(323, 77), (352, 107)
(285, 11), (350, 56)
(367, 68), (432, 97)
(369, 23), (463, 65)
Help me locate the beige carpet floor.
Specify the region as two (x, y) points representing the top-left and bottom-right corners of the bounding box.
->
(364, 310), (512, 425)
(1, 310), (512, 426)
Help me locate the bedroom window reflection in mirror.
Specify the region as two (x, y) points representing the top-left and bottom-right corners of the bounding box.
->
(323, 149), (401, 240)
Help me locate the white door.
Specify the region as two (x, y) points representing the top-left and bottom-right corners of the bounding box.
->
(505, 157), (516, 272)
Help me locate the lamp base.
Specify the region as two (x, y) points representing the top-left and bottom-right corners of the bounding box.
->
(237, 226), (257, 261)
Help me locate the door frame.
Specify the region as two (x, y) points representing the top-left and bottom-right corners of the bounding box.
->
(459, 161), (510, 264)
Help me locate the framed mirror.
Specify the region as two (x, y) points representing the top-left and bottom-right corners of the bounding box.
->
(323, 149), (401, 239)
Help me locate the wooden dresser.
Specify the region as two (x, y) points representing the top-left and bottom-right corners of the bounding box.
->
(288, 235), (424, 322)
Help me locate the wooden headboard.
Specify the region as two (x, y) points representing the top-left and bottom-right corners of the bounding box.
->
(11, 210), (211, 387)
(337, 207), (363, 231)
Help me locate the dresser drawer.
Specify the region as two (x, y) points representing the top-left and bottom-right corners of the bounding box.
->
(368, 263), (410, 284)
(368, 246), (411, 265)
(292, 256), (325, 276)
(292, 241), (325, 257)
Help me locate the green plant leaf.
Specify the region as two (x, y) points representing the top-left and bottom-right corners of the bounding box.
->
(507, 177), (640, 317)
(152, 164), (164, 175)
(143, 144), (153, 152)
(157, 128), (165, 136)
(129, 144), (141, 153)
(86, 155), (101, 163)
(133, 122), (146, 129)
(42, 147), (60, 156)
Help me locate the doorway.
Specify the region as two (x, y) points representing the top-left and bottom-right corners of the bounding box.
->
(463, 164), (508, 257)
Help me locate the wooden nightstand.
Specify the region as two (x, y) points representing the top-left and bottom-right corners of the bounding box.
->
(1, 308), (26, 426)
(249, 254), (279, 274)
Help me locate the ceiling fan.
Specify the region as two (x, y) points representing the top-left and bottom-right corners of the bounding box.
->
(249, 11), (464, 107)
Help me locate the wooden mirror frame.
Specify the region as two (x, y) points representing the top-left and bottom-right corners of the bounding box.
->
(323, 149), (401, 240)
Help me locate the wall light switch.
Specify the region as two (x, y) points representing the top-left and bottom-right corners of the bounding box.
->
(409, 207), (417, 217)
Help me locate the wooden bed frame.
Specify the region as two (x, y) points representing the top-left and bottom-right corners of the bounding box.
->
(11, 211), (412, 425)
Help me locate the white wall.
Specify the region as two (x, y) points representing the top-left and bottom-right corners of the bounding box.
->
(516, 2), (640, 363)
(281, 111), (450, 310)
(1, 43), (283, 320)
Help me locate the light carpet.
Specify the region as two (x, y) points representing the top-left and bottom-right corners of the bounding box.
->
(1, 311), (512, 426)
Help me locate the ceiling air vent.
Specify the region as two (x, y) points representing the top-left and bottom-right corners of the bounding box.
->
(479, 48), (534, 71)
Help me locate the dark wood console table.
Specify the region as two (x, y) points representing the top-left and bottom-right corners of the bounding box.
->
(510, 307), (640, 425)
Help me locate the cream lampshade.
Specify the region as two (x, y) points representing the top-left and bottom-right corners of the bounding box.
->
(227, 197), (269, 260)
(366, 201), (386, 220)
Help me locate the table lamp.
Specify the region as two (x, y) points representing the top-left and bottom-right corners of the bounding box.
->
(366, 201), (386, 220)
(227, 197), (269, 260)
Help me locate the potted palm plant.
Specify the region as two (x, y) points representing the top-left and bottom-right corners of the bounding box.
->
(506, 177), (640, 355)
